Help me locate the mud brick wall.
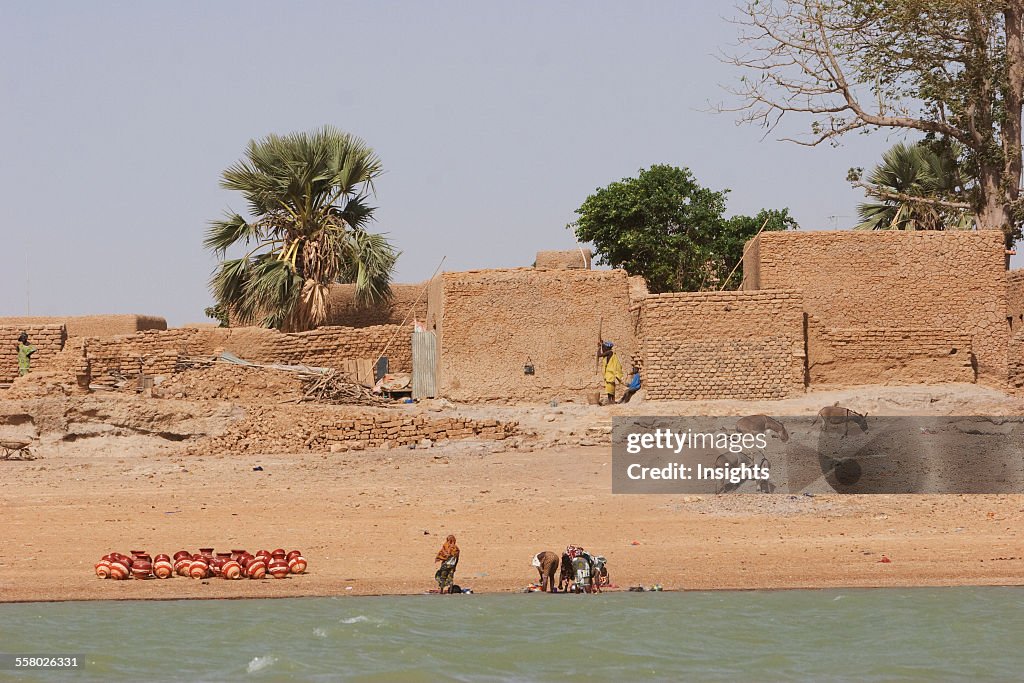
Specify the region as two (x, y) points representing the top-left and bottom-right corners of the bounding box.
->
(321, 283), (427, 327)
(640, 290), (804, 400)
(628, 276), (650, 302)
(84, 329), (206, 383)
(0, 325), (66, 382)
(535, 249), (592, 270)
(743, 230), (1009, 384)
(1008, 271), (1024, 334)
(427, 268), (636, 402)
(0, 315), (165, 338)
(204, 325), (411, 373)
(807, 316), (974, 385)
(294, 325), (410, 373)
(225, 283), (426, 328)
(80, 325), (412, 383)
(1010, 333), (1024, 390)
(192, 406), (517, 454)
(317, 414), (515, 451)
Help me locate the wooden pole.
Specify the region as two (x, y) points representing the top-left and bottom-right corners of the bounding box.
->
(718, 216), (771, 291)
(372, 255), (447, 373)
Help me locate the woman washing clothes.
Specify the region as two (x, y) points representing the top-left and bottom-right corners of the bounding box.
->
(434, 535), (460, 594)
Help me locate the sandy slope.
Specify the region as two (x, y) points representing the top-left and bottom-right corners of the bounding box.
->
(1, 382), (1022, 601)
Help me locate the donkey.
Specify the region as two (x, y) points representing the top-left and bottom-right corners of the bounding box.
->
(710, 415), (787, 494)
(736, 415), (790, 443)
(811, 403), (868, 436)
(713, 450), (774, 494)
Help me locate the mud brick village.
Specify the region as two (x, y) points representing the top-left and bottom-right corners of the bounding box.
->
(5, 229), (1024, 599)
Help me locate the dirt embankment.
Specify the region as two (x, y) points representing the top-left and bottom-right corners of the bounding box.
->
(1, 382), (1023, 601)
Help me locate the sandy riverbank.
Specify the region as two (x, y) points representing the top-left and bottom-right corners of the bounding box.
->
(3, 433), (1023, 602)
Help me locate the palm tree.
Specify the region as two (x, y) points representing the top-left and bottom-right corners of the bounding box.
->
(206, 126), (398, 331)
(852, 141), (974, 231)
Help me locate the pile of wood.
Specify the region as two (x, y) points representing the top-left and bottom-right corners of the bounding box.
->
(173, 355), (387, 406)
(298, 370), (389, 405)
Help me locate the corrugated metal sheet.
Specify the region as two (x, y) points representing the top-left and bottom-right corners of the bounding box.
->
(412, 331), (436, 399)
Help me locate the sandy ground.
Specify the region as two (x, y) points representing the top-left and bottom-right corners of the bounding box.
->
(1, 383), (1023, 601)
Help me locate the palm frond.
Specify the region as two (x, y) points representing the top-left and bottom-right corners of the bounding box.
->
(855, 140), (974, 231)
(204, 213), (261, 255)
(209, 258), (250, 310)
(240, 257), (303, 329)
(328, 194), (377, 231)
(339, 229), (399, 307)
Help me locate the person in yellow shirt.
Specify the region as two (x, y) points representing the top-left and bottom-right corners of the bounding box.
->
(598, 341), (623, 405)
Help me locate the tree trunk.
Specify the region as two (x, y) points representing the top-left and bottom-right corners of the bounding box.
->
(978, 164), (1011, 233)
(1004, 3), (1024, 248)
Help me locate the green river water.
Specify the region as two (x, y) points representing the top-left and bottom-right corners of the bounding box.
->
(1, 587), (1022, 682)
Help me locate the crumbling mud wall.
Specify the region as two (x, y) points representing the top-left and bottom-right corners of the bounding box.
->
(84, 329), (204, 380)
(534, 249), (592, 270)
(323, 283), (427, 327)
(190, 405), (516, 454)
(806, 316), (974, 385)
(69, 325), (411, 386)
(1008, 270), (1024, 335)
(202, 325), (410, 372)
(1010, 333), (1024, 390)
(427, 268), (636, 402)
(744, 230), (1009, 385)
(0, 315), (165, 338)
(640, 290), (804, 400)
(0, 325), (66, 383)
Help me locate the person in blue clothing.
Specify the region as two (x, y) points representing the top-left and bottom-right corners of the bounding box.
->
(619, 364), (641, 403)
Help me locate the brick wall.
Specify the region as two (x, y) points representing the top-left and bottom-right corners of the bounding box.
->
(78, 325), (412, 385)
(225, 283), (426, 329)
(191, 406), (516, 454)
(427, 268), (636, 402)
(1008, 270), (1024, 334)
(807, 316), (974, 385)
(535, 249), (592, 270)
(639, 290), (804, 400)
(0, 325), (66, 383)
(1010, 333), (1024, 390)
(628, 276), (650, 302)
(744, 230), (1008, 384)
(322, 283), (427, 327)
(289, 325), (410, 373)
(84, 329), (206, 382)
(0, 315), (165, 338)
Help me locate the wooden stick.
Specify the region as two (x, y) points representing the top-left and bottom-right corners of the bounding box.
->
(372, 255), (447, 371)
(719, 216), (771, 291)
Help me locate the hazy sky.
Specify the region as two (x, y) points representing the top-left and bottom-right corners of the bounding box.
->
(2, 1), (968, 325)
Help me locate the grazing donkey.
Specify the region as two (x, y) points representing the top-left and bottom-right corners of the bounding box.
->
(735, 415), (790, 443)
(709, 415), (789, 494)
(811, 403), (869, 436)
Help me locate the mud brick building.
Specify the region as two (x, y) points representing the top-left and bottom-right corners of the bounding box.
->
(5, 232), (1023, 400)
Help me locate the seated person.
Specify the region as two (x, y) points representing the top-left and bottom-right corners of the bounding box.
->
(619, 365), (641, 403)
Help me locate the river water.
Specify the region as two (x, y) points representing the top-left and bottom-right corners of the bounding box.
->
(1, 587), (1022, 681)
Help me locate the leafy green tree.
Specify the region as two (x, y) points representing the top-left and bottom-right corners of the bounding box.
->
(204, 302), (229, 328)
(726, 0), (1024, 246)
(206, 126), (398, 331)
(718, 209), (799, 289)
(569, 165), (797, 292)
(850, 140), (973, 231)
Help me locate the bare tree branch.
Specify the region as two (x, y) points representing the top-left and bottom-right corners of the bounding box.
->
(718, 0), (970, 145)
(718, 0), (1024, 241)
(851, 181), (973, 209)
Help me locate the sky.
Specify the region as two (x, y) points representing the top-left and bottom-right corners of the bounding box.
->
(1, 1), (975, 325)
